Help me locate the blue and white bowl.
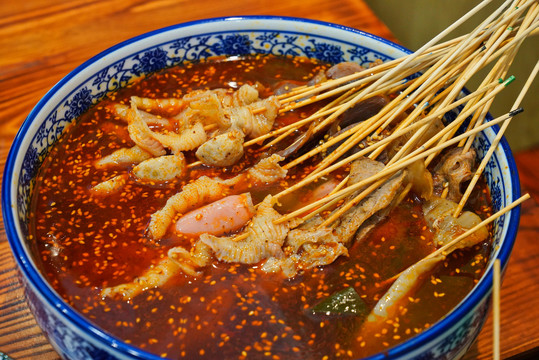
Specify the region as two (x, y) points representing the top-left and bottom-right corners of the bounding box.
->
(2, 16), (521, 360)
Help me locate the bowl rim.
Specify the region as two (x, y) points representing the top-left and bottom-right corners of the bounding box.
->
(1, 14), (522, 360)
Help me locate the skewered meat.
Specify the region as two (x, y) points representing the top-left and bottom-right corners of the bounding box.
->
(148, 176), (233, 240)
(433, 147), (476, 201)
(423, 197), (488, 249)
(132, 153), (186, 182)
(126, 102), (166, 156)
(114, 104), (171, 127)
(335, 157), (407, 246)
(226, 96), (280, 138)
(100, 257), (180, 300)
(364, 256), (443, 324)
(195, 128), (245, 166)
(262, 215), (348, 277)
(150, 121), (207, 153)
(175, 193), (255, 237)
(95, 145), (152, 169)
(199, 195), (290, 264)
(168, 242), (212, 277)
(325, 61), (364, 79)
(90, 174), (128, 196)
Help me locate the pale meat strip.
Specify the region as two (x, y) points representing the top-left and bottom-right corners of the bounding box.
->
(168, 242), (213, 277)
(262, 242), (348, 278)
(132, 153), (187, 182)
(131, 96), (187, 115)
(95, 145), (152, 169)
(364, 198), (489, 328)
(227, 96), (280, 138)
(262, 216), (348, 278)
(113, 104), (171, 127)
(100, 257), (180, 300)
(90, 174), (128, 196)
(150, 121), (207, 154)
(423, 197), (489, 249)
(195, 128), (245, 166)
(432, 147), (476, 201)
(335, 157), (407, 246)
(245, 154), (287, 184)
(218, 84), (260, 107)
(127, 101), (166, 157)
(365, 256), (443, 324)
(180, 92), (228, 128)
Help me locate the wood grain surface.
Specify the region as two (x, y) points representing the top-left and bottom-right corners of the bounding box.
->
(0, 1), (537, 359)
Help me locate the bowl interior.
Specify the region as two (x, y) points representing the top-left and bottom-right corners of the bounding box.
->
(2, 15), (521, 360)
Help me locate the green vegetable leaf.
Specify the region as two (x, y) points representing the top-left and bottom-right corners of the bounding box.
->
(310, 287), (368, 316)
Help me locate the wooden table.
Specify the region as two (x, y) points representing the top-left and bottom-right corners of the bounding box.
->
(0, 1), (537, 359)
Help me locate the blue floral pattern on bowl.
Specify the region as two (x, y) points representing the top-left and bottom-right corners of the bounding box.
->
(2, 16), (521, 360)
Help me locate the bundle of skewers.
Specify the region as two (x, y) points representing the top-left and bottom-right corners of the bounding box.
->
(239, 0), (537, 235)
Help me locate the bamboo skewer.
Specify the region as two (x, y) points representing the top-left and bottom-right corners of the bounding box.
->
(296, 176), (352, 224)
(461, 2), (539, 154)
(308, 107), (398, 174)
(281, 109), (385, 171)
(493, 258), (501, 360)
(318, 176), (391, 228)
(488, 18), (539, 61)
(426, 3), (534, 159)
(301, 190), (347, 223)
(277, 68), (385, 113)
(275, 46), (450, 108)
(455, 59), (539, 217)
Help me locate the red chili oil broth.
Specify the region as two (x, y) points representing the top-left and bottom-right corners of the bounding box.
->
(28, 55), (492, 359)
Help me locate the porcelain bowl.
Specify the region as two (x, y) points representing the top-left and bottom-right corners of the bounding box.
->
(2, 16), (521, 360)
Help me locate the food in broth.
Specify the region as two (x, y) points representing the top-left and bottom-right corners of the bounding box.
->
(30, 55), (492, 359)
